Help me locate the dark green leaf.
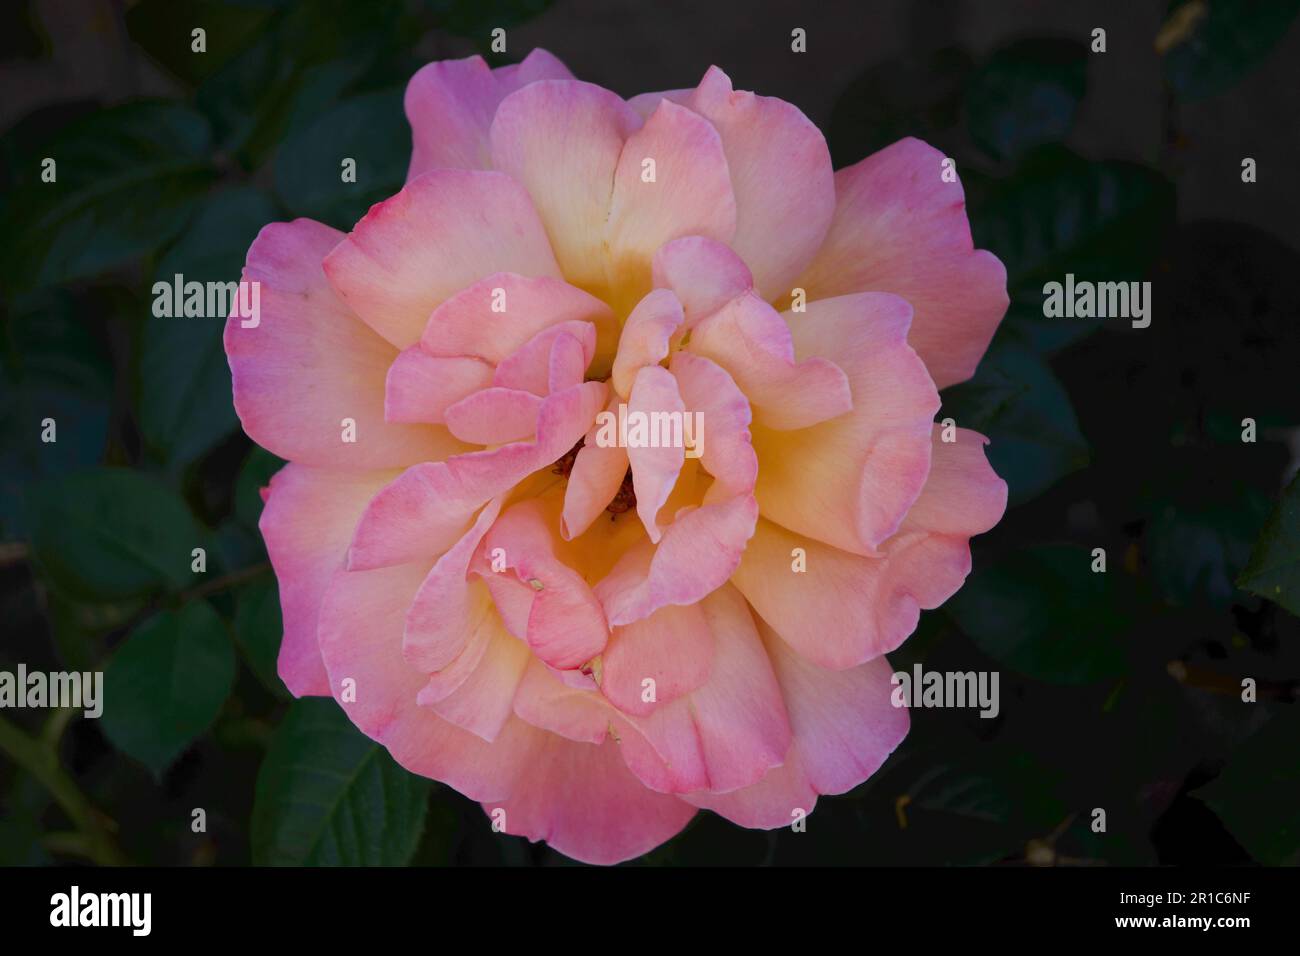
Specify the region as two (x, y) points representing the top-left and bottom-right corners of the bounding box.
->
(252, 698), (431, 865)
(1162, 0), (1300, 101)
(0, 101), (215, 291)
(1147, 481), (1272, 609)
(126, 0), (275, 85)
(804, 745), (1067, 865)
(942, 342), (1088, 505)
(1194, 710), (1300, 865)
(1238, 473), (1300, 616)
(29, 468), (203, 601)
(196, 0), (411, 167)
(964, 39), (1087, 163)
(947, 545), (1127, 684)
(273, 87), (407, 229)
(0, 290), (112, 536)
(233, 578), (288, 697)
(1145, 223), (1300, 430)
(100, 600), (236, 776)
(970, 146), (1174, 353)
(139, 186), (277, 468)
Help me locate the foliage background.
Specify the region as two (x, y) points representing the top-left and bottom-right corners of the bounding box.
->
(1, 0), (1298, 867)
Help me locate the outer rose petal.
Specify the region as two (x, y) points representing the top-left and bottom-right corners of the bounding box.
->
(323, 170), (562, 349)
(260, 464), (397, 696)
(490, 80), (641, 293)
(316, 559), (532, 802)
(735, 426), (1006, 669)
(225, 219), (465, 469)
(686, 67), (835, 301)
(898, 425), (1009, 537)
(483, 728), (695, 866)
(687, 623), (908, 828)
(604, 100), (736, 310)
(794, 137), (1009, 389)
(405, 50), (573, 179)
(753, 292), (938, 556)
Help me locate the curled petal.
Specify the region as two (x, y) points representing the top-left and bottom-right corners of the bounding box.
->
(491, 321), (595, 396)
(736, 427), (1006, 668)
(420, 273), (614, 365)
(560, 394), (631, 540)
(753, 292), (938, 555)
(688, 293), (851, 431)
(384, 348), (493, 425)
(481, 500), (610, 669)
(626, 365), (687, 543)
(596, 492), (758, 626)
(416, 613), (531, 743)
(316, 559), (529, 803)
(610, 288), (684, 398)
(650, 235), (753, 329)
(347, 380), (606, 569)
(403, 496), (503, 672)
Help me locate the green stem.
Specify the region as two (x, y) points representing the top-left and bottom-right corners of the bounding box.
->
(0, 712), (128, 866)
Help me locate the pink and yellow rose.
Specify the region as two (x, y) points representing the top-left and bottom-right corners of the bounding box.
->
(225, 49), (1008, 864)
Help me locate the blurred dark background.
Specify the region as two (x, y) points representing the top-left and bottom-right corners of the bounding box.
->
(1, 0), (1298, 867)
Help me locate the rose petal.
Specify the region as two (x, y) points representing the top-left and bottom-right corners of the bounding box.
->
(260, 464), (397, 696)
(323, 170), (561, 349)
(225, 219), (465, 468)
(795, 137), (1008, 389)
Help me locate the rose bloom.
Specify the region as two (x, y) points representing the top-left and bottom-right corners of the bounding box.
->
(224, 49), (1008, 864)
